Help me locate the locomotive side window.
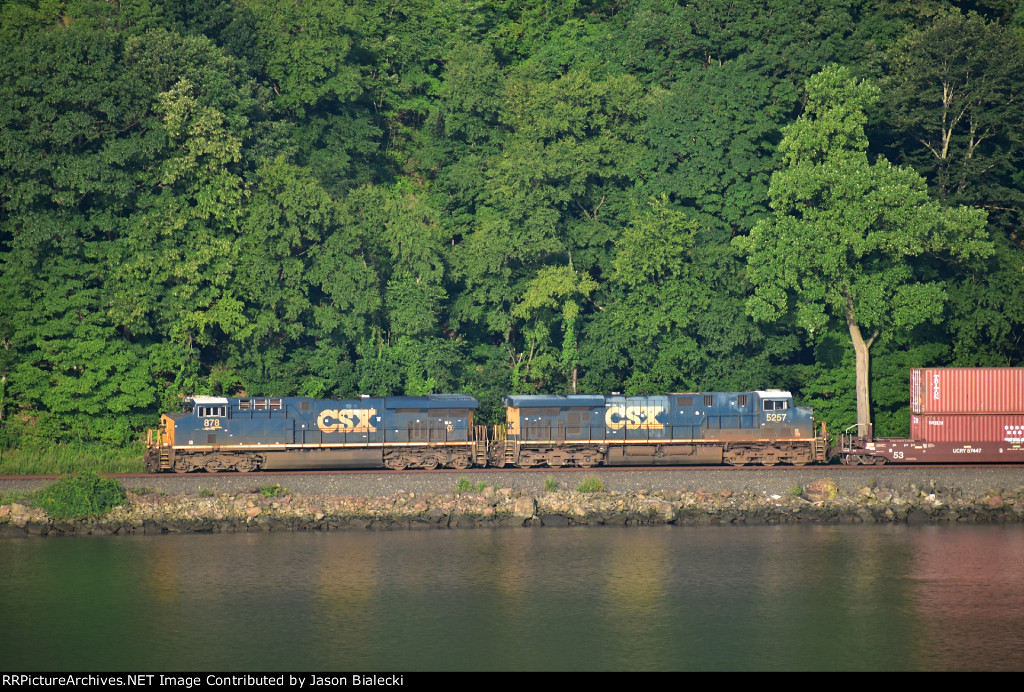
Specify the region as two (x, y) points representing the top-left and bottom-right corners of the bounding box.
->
(763, 400), (790, 411)
(198, 406), (226, 417)
(676, 397), (694, 406)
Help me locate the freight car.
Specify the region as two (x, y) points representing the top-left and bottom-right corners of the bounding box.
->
(145, 389), (829, 471)
(144, 394), (485, 473)
(495, 391), (827, 467)
(838, 367), (1024, 464)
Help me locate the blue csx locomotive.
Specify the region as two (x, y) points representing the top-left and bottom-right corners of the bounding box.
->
(145, 390), (825, 472)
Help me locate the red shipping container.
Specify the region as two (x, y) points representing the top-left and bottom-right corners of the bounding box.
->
(910, 413), (1024, 443)
(910, 368), (1024, 415)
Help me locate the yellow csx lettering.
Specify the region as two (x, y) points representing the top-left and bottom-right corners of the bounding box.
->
(317, 408), (378, 433)
(605, 405), (665, 430)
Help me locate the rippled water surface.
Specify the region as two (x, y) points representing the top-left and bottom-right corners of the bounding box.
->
(2, 525), (1023, 671)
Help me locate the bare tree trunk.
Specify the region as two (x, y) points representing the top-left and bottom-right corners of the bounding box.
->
(846, 305), (878, 439)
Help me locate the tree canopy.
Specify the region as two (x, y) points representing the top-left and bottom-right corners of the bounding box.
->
(0, 0), (1021, 449)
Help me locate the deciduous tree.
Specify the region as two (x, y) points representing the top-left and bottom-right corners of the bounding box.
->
(737, 65), (990, 437)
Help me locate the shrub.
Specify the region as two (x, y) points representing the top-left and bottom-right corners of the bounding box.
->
(34, 472), (126, 519)
(259, 484), (285, 498)
(575, 476), (605, 493)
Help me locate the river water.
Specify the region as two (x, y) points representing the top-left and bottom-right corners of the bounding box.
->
(2, 524), (1023, 671)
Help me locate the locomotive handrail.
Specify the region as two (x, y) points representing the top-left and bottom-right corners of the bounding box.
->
(839, 424), (868, 453)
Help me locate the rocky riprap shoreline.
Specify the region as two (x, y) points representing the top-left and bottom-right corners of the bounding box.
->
(2, 477), (1023, 536)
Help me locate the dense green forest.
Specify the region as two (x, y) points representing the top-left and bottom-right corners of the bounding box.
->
(2, 0), (1023, 450)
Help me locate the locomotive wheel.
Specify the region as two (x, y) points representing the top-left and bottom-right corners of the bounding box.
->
(235, 457), (258, 473)
(576, 455), (599, 468)
(385, 457), (408, 470)
(420, 457), (440, 470)
(790, 452), (814, 466)
(451, 454), (472, 470)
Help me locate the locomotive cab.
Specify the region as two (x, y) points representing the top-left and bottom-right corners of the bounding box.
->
(188, 396), (232, 446)
(755, 391), (814, 439)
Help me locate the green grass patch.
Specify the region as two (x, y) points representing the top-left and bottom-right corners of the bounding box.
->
(0, 442), (145, 476)
(198, 488), (215, 498)
(32, 472), (126, 519)
(474, 480), (489, 492)
(259, 484), (286, 498)
(791, 485), (804, 496)
(544, 476), (558, 492)
(0, 488), (35, 506)
(575, 476), (605, 493)
(455, 476), (472, 493)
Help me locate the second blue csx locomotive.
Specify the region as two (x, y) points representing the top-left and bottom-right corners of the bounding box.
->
(145, 390), (824, 472)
